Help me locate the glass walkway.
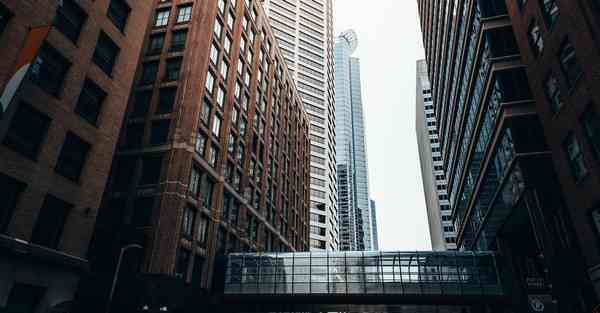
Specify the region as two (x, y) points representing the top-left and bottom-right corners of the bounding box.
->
(218, 251), (508, 312)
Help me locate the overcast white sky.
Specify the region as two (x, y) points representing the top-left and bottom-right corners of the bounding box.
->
(333, 1), (431, 251)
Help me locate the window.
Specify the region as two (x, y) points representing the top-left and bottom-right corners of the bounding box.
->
(201, 99), (212, 125)
(205, 71), (215, 93)
(93, 32), (120, 75)
(170, 29), (187, 52)
(3, 103), (51, 160)
(125, 123), (144, 148)
(212, 115), (222, 137)
(224, 35), (232, 55)
(154, 9), (170, 27)
(227, 11), (235, 30)
(164, 58), (182, 81)
(0, 174), (25, 234)
(582, 106), (600, 159)
(208, 144), (219, 167)
(197, 215), (209, 243)
(216, 86), (226, 108)
(140, 61), (158, 85)
(528, 20), (544, 56)
(213, 18), (223, 39)
(201, 178), (215, 209)
(210, 42), (220, 64)
(147, 33), (165, 55)
(540, 0), (559, 27)
(150, 119), (170, 145)
(544, 73), (563, 113)
(157, 87), (176, 114)
(53, 0), (87, 42)
(196, 130), (207, 155)
(182, 207), (196, 238)
(132, 197), (154, 227)
(55, 132), (91, 181)
(558, 39), (583, 88)
(189, 164), (201, 195)
(177, 5), (192, 23)
(564, 133), (588, 181)
(220, 59), (229, 80)
(107, 0), (130, 31)
(0, 3), (12, 35)
(31, 195), (72, 249)
(132, 91), (151, 117)
(218, 0), (226, 15)
(5, 284), (45, 313)
(175, 249), (191, 278)
(140, 155), (163, 185)
(75, 79), (106, 125)
(29, 43), (70, 95)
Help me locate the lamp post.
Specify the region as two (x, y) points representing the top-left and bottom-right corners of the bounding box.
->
(105, 243), (143, 313)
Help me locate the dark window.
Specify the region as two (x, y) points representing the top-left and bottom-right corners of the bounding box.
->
(157, 87), (176, 114)
(0, 174), (25, 233)
(3, 103), (51, 160)
(0, 3), (12, 35)
(112, 156), (135, 191)
(182, 207), (196, 238)
(558, 39), (583, 88)
(75, 79), (106, 125)
(147, 33), (165, 55)
(201, 178), (215, 209)
(150, 119), (170, 145)
(164, 58), (182, 81)
(53, 0), (87, 42)
(131, 91), (152, 117)
(544, 73), (563, 113)
(140, 61), (158, 85)
(30, 195), (72, 249)
(93, 32), (120, 75)
(5, 283), (45, 313)
(175, 248), (191, 278)
(170, 29), (187, 52)
(55, 132), (91, 181)
(124, 123), (144, 148)
(540, 0), (559, 27)
(528, 20), (544, 56)
(582, 106), (600, 160)
(30, 43), (70, 96)
(189, 164), (201, 196)
(107, 0), (131, 31)
(564, 133), (588, 181)
(140, 155), (162, 185)
(132, 197), (154, 227)
(192, 255), (205, 284)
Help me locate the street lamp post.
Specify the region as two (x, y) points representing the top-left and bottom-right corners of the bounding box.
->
(105, 243), (143, 313)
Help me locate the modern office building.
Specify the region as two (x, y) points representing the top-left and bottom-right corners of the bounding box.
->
(334, 30), (373, 251)
(369, 198), (379, 251)
(505, 0), (600, 298)
(79, 0), (312, 311)
(0, 0), (152, 311)
(416, 59), (457, 251)
(262, 0), (338, 251)
(418, 0), (597, 310)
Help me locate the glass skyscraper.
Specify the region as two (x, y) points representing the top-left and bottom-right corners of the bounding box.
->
(335, 30), (373, 251)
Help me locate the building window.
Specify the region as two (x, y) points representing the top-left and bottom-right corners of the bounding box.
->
(196, 130), (207, 156)
(182, 207), (196, 238)
(140, 61), (158, 85)
(224, 35), (232, 55)
(29, 43), (70, 96)
(212, 115), (221, 137)
(157, 87), (176, 114)
(543, 73), (563, 113)
(564, 133), (588, 181)
(154, 9), (170, 27)
(540, 0), (559, 27)
(150, 119), (170, 145)
(201, 98), (212, 125)
(0, 3), (12, 35)
(208, 144), (219, 167)
(175, 248), (191, 278)
(3, 103), (51, 160)
(132, 91), (151, 117)
(125, 123), (144, 148)
(55, 132), (91, 181)
(205, 71), (215, 94)
(582, 106), (600, 160)
(177, 5), (192, 23)
(0, 174), (25, 234)
(53, 0), (87, 42)
(140, 155), (163, 185)
(216, 86), (226, 109)
(558, 39), (583, 88)
(75, 79), (106, 125)
(210, 42), (220, 65)
(189, 164), (201, 195)
(31, 195), (72, 249)
(220, 59), (229, 81)
(197, 215), (209, 244)
(201, 178), (215, 209)
(132, 197), (154, 227)
(213, 18), (223, 40)
(164, 58), (182, 81)
(5, 284), (45, 313)
(170, 29), (187, 52)
(107, 0), (130, 31)
(147, 33), (165, 55)
(93, 32), (120, 75)
(528, 20), (544, 56)
(517, 0), (528, 10)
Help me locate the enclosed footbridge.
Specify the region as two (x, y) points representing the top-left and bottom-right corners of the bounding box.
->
(216, 251), (509, 312)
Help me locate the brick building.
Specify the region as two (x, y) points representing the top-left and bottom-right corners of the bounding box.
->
(80, 0), (312, 311)
(506, 0), (600, 300)
(0, 0), (151, 311)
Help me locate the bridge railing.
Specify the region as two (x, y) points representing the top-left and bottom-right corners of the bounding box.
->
(223, 251), (503, 296)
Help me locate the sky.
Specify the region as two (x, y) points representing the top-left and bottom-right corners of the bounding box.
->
(333, 0), (431, 251)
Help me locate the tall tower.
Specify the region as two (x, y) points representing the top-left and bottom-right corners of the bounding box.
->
(415, 59), (456, 251)
(334, 30), (373, 251)
(262, 0), (338, 251)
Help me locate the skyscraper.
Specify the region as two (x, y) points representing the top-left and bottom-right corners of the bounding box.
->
(418, 0), (597, 310)
(262, 0), (338, 251)
(335, 30), (373, 251)
(415, 59), (457, 251)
